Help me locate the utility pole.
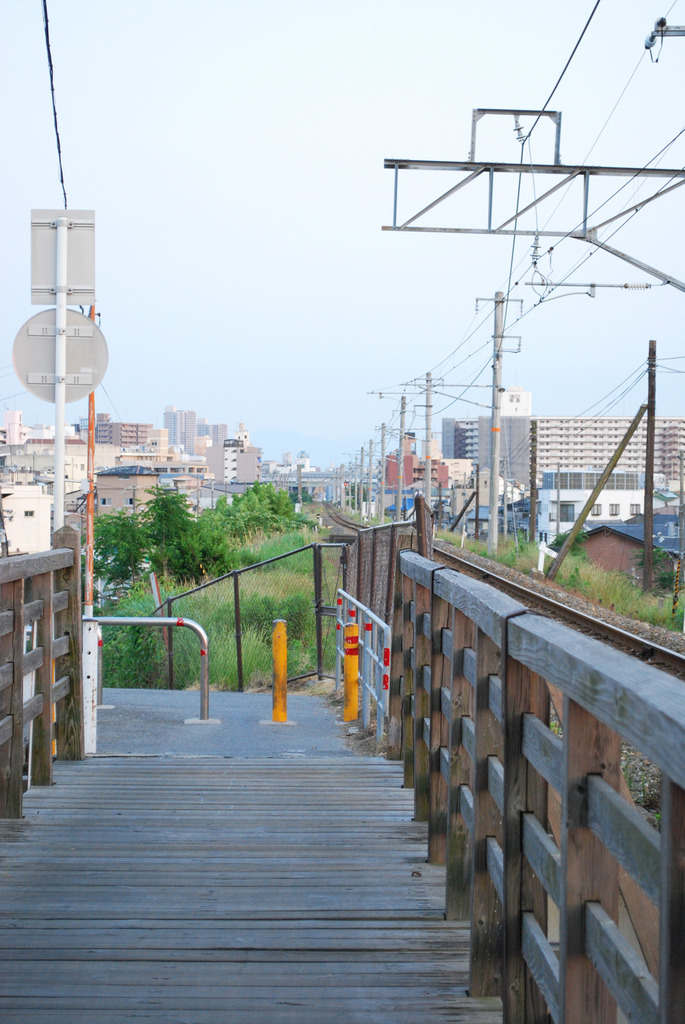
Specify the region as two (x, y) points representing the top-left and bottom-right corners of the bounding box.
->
(643, 339), (656, 592)
(475, 463), (480, 540)
(424, 371), (433, 507)
(529, 419), (538, 544)
(353, 455), (358, 513)
(396, 396), (406, 522)
(379, 423), (386, 523)
(678, 450), (685, 630)
(359, 446), (365, 519)
(367, 439), (374, 522)
(487, 292), (505, 556)
(556, 461), (562, 541)
(297, 463), (302, 508)
(547, 404), (647, 581)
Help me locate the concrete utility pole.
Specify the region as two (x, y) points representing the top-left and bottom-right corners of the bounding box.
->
(424, 372), (433, 507)
(396, 396), (406, 522)
(643, 339), (656, 592)
(359, 446), (365, 518)
(529, 419), (538, 543)
(353, 455), (358, 513)
(475, 463), (480, 540)
(379, 423), (386, 523)
(367, 440), (374, 521)
(487, 292), (505, 556)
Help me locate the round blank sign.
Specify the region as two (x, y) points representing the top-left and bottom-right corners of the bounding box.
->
(13, 309), (108, 403)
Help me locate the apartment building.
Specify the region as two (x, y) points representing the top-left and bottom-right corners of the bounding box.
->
(536, 417), (685, 477)
(95, 414), (152, 447)
(163, 406), (197, 455)
(442, 392), (685, 481)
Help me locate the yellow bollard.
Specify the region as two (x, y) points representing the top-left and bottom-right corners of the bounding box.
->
(343, 623), (359, 721)
(272, 619), (288, 723)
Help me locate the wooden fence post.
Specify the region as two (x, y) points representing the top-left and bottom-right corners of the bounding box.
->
(52, 527), (84, 761)
(402, 569), (415, 789)
(387, 545), (405, 760)
(445, 607), (474, 920)
(428, 591), (450, 863)
(502, 657), (549, 1023)
(0, 579), (25, 818)
(470, 627), (503, 997)
(413, 577), (432, 822)
(30, 570), (54, 787)
(659, 778), (685, 1023)
(559, 697), (619, 1024)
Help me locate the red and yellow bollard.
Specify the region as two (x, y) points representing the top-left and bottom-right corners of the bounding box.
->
(343, 622), (359, 721)
(272, 619), (288, 723)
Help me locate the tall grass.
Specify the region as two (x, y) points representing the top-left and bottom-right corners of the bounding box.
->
(101, 528), (336, 690)
(436, 530), (683, 631)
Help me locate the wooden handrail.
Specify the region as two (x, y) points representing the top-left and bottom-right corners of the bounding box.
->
(391, 548), (684, 1024)
(0, 527), (83, 818)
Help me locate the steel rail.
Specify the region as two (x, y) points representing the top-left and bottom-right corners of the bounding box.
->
(433, 542), (685, 677)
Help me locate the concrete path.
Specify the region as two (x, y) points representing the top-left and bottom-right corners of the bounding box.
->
(96, 687), (356, 758)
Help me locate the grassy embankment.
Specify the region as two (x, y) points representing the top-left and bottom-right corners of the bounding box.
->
(436, 530), (684, 631)
(101, 528), (336, 690)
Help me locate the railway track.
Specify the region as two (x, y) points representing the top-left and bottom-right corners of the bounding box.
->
(322, 504), (685, 679)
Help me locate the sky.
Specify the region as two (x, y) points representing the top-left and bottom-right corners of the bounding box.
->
(1, 1), (683, 469)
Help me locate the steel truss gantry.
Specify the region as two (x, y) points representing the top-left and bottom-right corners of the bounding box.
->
(383, 109), (685, 291)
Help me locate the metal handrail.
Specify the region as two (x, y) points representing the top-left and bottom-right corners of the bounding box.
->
(335, 589), (391, 742)
(85, 616), (214, 722)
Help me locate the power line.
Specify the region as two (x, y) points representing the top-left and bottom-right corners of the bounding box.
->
(525, 0), (603, 144)
(41, 0), (68, 209)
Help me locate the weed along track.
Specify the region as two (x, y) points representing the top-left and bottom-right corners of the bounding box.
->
(433, 542), (685, 679)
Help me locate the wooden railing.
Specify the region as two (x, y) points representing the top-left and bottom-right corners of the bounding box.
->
(0, 526), (83, 818)
(389, 549), (685, 1024)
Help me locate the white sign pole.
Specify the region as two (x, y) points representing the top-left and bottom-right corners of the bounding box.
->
(53, 216), (69, 531)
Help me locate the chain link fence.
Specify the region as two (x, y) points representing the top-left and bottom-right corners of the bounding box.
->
(163, 543), (346, 690)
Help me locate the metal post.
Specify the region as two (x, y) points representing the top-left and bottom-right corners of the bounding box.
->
(343, 622), (359, 721)
(361, 618), (372, 729)
(313, 543), (324, 679)
(396, 396), (406, 522)
(380, 423), (386, 523)
(233, 571), (244, 692)
(424, 371), (432, 506)
(272, 619), (287, 723)
(53, 216), (69, 532)
(166, 597), (174, 689)
(487, 292), (504, 556)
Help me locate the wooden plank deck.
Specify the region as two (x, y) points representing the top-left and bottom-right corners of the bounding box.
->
(0, 756), (502, 1023)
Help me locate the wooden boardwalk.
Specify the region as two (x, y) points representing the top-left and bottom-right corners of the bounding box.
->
(0, 756), (501, 1023)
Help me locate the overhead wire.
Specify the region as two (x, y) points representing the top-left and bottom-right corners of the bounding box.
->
(41, 0), (68, 209)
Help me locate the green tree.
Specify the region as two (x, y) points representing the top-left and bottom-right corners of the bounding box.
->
(141, 487), (198, 580)
(94, 509), (149, 589)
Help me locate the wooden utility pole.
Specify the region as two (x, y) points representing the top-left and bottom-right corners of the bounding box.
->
(547, 404), (648, 580)
(529, 419), (538, 543)
(642, 339), (656, 592)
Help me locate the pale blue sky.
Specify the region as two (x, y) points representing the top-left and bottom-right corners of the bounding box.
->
(1, 1), (683, 466)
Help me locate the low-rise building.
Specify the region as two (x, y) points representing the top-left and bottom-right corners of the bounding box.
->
(1, 483), (53, 553)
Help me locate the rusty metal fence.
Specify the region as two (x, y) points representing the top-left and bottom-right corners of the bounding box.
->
(162, 543), (346, 691)
(344, 498), (433, 622)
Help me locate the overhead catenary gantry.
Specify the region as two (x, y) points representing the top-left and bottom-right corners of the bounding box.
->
(383, 108), (685, 291)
